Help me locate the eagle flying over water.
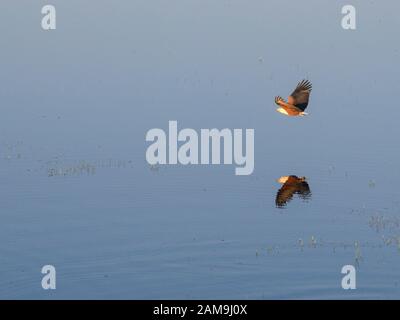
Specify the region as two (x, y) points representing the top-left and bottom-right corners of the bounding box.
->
(275, 80), (312, 116)
(275, 175), (311, 208)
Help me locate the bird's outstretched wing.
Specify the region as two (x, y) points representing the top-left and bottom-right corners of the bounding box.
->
(297, 182), (312, 200)
(287, 80), (312, 111)
(274, 96), (286, 106)
(276, 184), (296, 208)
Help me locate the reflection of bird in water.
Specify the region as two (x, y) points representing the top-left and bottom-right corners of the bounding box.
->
(275, 80), (312, 116)
(275, 175), (311, 208)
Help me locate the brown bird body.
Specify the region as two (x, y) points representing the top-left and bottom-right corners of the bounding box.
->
(275, 80), (312, 116)
(275, 175), (311, 208)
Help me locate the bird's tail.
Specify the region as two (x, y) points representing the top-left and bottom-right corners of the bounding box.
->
(300, 112), (308, 116)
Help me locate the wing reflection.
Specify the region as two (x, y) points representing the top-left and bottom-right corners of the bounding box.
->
(275, 175), (312, 208)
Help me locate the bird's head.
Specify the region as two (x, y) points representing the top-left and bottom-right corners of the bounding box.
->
(276, 107), (289, 115)
(277, 176), (290, 184)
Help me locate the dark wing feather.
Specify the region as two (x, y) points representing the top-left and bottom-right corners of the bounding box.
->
(296, 182), (311, 200)
(275, 184), (296, 208)
(288, 79), (312, 111)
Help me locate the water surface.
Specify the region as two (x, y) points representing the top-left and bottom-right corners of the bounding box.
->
(1, 0), (400, 299)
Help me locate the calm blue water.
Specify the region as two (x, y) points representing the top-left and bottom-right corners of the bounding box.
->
(1, 0), (400, 299)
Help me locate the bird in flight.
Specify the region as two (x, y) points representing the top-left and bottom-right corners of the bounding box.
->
(275, 175), (311, 208)
(275, 80), (312, 116)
